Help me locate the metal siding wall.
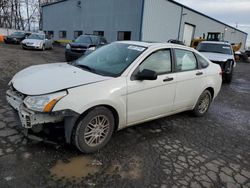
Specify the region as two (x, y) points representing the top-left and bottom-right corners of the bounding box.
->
(141, 0), (182, 42)
(42, 0), (143, 42)
(141, 0), (247, 50)
(180, 8), (247, 50)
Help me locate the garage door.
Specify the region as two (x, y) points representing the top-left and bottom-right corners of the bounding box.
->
(183, 24), (195, 46)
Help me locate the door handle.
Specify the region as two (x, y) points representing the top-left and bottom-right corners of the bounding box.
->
(196, 71), (203, 76)
(163, 77), (174, 82)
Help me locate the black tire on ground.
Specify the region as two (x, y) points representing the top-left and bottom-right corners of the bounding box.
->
(224, 66), (233, 83)
(192, 90), (212, 117)
(73, 106), (115, 153)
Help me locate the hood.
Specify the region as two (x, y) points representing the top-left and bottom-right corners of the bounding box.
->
(70, 42), (91, 48)
(200, 52), (234, 62)
(11, 63), (111, 95)
(22, 39), (43, 44)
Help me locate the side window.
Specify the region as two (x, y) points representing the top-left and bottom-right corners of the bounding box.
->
(196, 53), (209, 68)
(175, 49), (197, 71)
(139, 50), (171, 75)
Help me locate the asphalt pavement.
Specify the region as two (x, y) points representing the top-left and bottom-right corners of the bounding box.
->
(0, 43), (249, 188)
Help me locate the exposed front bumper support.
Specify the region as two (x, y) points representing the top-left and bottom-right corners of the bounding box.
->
(6, 89), (80, 143)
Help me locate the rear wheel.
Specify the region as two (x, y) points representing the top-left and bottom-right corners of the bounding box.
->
(73, 107), (115, 153)
(192, 90), (212, 117)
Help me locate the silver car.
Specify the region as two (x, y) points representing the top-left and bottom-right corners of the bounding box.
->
(21, 33), (53, 50)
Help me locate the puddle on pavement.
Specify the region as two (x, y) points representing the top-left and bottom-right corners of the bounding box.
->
(50, 156), (101, 181)
(106, 156), (142, 180)
(50, 155), (142, 182)
(230, 78), (250, 94)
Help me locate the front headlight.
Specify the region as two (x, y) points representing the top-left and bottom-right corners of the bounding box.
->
(88, 46), (96, 51)
(24, 91), (67, 112)
(66, 44), (71, 50)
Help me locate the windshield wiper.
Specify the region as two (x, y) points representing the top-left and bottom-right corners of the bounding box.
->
(75, 64), (95, 72)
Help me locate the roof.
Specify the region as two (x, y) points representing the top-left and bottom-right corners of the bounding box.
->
(168, 0), (247, 35)
(115, 41), (155, 47)
(42, 0), (247, 36)
(115, 40), (196, 51)
(200, 41), (231, 45)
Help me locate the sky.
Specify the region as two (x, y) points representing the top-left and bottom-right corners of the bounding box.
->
(174, 0), (250, 48)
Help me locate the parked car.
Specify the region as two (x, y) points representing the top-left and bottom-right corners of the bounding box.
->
(6, 41), (222, 153)
(197, 41), (235, 83)
(245, 49), (250, 57)
(21, 33), (53, 50)
(4, 31), (31, 44)
(65, 34), (107, 61)
(167, 39), (185, 45)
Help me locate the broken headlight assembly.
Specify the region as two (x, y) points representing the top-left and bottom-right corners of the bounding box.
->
(23, 91), (67, 112)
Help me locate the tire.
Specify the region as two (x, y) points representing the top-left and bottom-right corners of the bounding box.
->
(224, 66), (233, 83)
(73, 107), (115, 153)
(192, 90), (212, 117)
(42, 44), (45, 51)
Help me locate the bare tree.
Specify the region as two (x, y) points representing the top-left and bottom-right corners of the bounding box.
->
(0, 0), (58, 31)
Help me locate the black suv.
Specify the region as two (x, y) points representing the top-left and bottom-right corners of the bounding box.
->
(65, 34), (107, 61)
(4, 31), (31, 44)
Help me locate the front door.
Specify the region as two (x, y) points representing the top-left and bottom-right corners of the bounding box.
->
(127, 49), (177, 125)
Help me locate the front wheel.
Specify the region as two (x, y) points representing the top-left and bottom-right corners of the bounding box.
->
(224, 66), (233, 83)
(73, 107), (115, 153)
(192, 90), (212, 117)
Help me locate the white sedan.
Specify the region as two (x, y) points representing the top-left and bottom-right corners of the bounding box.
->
(6, 41), (222, 153)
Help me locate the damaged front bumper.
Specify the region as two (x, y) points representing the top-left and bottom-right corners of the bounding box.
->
(6, 89), (79, 143)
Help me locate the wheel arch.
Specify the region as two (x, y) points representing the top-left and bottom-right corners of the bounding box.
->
(205, 87), (214, 99)
(69, 104), (120, 144)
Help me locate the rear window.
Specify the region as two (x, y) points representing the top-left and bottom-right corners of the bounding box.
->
(197, 43), (232, 55)
(195, 53), (209, 68)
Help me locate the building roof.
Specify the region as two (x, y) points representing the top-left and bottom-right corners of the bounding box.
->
(42, 0), (247, 36)
(41, 0), (67, 7)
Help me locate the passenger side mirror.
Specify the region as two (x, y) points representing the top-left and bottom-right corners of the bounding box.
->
(135, 69), (157, 80)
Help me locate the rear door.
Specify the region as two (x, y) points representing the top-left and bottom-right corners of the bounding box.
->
(173, 48), (206, 110)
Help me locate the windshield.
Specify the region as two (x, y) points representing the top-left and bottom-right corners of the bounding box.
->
(74, 43), (146, 77)
(197, 43), (232, 55)
(75, 36), (92, 44)
(11, 32), (25, 36)
(28, 34), (45, 40)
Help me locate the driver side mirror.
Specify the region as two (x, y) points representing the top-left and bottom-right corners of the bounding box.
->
(135, 69), (157, 81)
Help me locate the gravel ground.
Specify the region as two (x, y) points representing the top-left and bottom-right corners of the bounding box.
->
(0, 43), (250, 188)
